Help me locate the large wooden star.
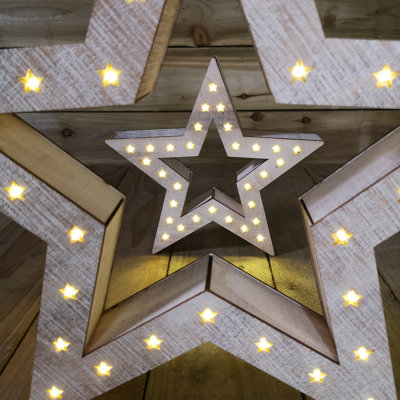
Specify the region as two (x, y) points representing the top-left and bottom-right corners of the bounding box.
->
(106, 58), (323, 255)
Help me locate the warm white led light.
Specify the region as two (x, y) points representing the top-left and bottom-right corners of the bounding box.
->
(166, 143), (175, 152)
(169, 200), (178, 208)
(173, 182), (182, 191)
(186, 141), (195, 150)
(162, 233), (170, 241)
(225, 215), (233, 224)
(252, 218), (261, 225)
(125, 145), (135, 154)
(142, 157), (151, 166)
(240, 225), (248, 233)
(260, 170), (269, 179)
(244, 183), (252, 191)
(252, 143), (261, 152)
(192, 215), (201, 223)
(165, 216), (174, 224)
(208, 205), (217, 214)
(232, 142), (240, 150)
(146, 144), (155, 152)
(248, 200), (256, 209)
(272, 144), (280, 153)
(177, 224), (185, 232)
(158, 169), (167, 178)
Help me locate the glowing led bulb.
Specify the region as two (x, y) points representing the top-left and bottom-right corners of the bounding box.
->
(288, 59), (313, 82)
(354, 346), (373, 361)
(373, 64), (399, 88)
(308, 368), (326, 383)
(142, 157), (151, 166)
(95, 361), (113, 376)
(223, 122), (232, 132)
(208, 205), (217, 214)
(256, 234), (265, 242)
(209, 82), (218, 92)
(199, 307), (218, 324)
(47, 386), (63, 399)
(186, 141), (195, 150)
(232, 142), (240, 150)
(169, 200), (178, 208)
(244, 183), (252, 191)
(125, 145), (135, 154)
(260, 170), (269, 179)
(293, 145), (302, 155)
(166, 143), (175, 152)
(98, 63), (121, 87)
(146, 144), (155, 152)
(173, 182), (182, 191)
(5, 181), (25, 200)
(276, 158), (285, 167)
(165, 216), (174, 224)
(255, 337), (273, 353)
(240, 225), (248, 233)
(252, 143), (261, 152)
(248, 200), (256, 209)
(272, 144), (280, 153)
(216, 103), (225, 112)
(19, 69), (43, 93)
(161, 233), (170, 241)
(342, 290), (362, 307)
(145, 335), (163, 350)
(192, 215), (201, 223)
(225, 215), (233, 224)
(177, 224), (185, 232)
(252, 218), (261, 225)
(52, 337), (70, 352)
(68, 226), (85, 243)
(193, 122), (203, 132)
(59, 284), (79, 300)
(201, 103), (210, 112)
(332, 228), (353, 246)
(158, 169), (167, 178)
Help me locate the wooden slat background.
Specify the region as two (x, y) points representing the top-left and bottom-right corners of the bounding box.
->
(1, 0), (399, 399)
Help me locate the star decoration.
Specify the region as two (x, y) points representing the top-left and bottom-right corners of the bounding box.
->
(67, 226), (86, 243)
(98, 63), (121, 87)
(59, 284), (79, 300)
(19, 68), (43, 93)
(342, 290), (362, 307)
(95, 361), (113, 376)
(47, 386), (63, 399)
(106, 58), (323, 254)
(52, 337), (70, 352)
(332, 227), (353, 246)
(308, 368), (327, 383)
(199, 307), (218, 324)
(208, 82), (218, 92)
(373, 64), (399, 89)
(354, 346), (373, 361)
(288, 59), (313, 83)
(201, 103), (210, 112)
(145, 335), (163, 350)
(255, 337), (274, 352)
(4, 181), (25, 200)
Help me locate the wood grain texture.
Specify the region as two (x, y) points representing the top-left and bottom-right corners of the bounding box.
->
(241, 0), (400, 107)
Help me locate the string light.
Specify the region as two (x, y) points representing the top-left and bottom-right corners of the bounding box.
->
(158, 169), (167, 178)
(166, 143), (175, 152)
(353, 347), (373, 361)
(332, 228), (353, 246)
(308, 368), (326, 383)
(240, 225), (248, 233)
(4, 181), (25, 200)
(193, 122), (203, 132)
(68, 226), (85, 243)
(161, 233), (170, 241)
(95, 362), (113, 376)
(47, 386), (63, 399)
(19, 69), (43, 93)
(208, 82), (218, 92)
(192, 215), (201, 223)
(146, 144), (155, 152)
(231, 142), (240, 150)
(288, 59), (313, 83)
(169, 200), (178, 208)
(225, 215), (233, 224)
(252, 218), (260, 225)
(145, 335), (163, 350)
(201, 103), (210, 112)
(125, 145), (135, 154)
(177, 224), (185, 232)
(342, 290), (362, 307)
(186, 141), (195, 150)
(260, 170), (269, 179)
(244, 183), (252, 191)
(255, 337), (273, 353)
(98, 63), (121, 87)
(173, 182), (182, 190)
(216, 103), (226, 112)
(373, 64), (399, 89)
(293, 145), (302, 155)
(165, 217), (174, 224)
(252, 143), (261, 152)
(248, 200), (256, 209)
(256, 234), (265, 242)
(142, 157), (151, 166)
(223, 122), (232, 132)
(52, 338), (70, 352)
(199, 307), (218, 324)
(276, 158), (285, 167)
(208, 205), (217, 214)
(59, 284), (79, 300)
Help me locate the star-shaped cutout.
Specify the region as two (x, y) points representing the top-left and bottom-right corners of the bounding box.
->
(145, 335), (163, 350)
(47, 386), (63, 398)
(98, 63), (121, 87)
(95, 361), (113, 376)
(107, 58), (323, 254)
(332, 227), (353, 246)
(342, 290), (362, 307)
(52, 337), (70, 352)
(308, 368), (327, 383)
(353, 346), (373, 361)
(19, 68), (43, 93)
(255, 337), (274, 353)
(288, 59), (313, 83)
(373, 64), (399, 89)
(199, 307), (218, 324)
(4, 181), (25, 200)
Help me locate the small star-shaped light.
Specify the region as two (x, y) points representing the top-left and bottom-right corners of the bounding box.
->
(332, 227), (353, 246)
(146, 144), (155, 153)
(192, 214), (201, 223)
(165, 216), (174, 224)
(145, 335), (163, 350)
(98, 63), (121, 87)
(173, 182), (182, 191)
(293, 145), (302, 155)
(169, 200), (178, 208)
(248, 200), (256, 209)
(161, 233), (170, 241)
(373, 64), (399, 89)
(252, 218), (261, 225)
(223, 122), (232, 132)
(208, 82), (218, 92)
(5, 181), (25, 200)
(68, 226), (85, 243)
(216, 103), (226, 112)
(166, 143), (175, 152)
(252, 143), (261, 152)
(158, 169), (167, 178)
(19, 69), (43, 93)
(288, 59), (313, 83)
(201, 103), (210, 112)
(308, 368), (327, 383)
(272, 144), (281, 153)
(342, 290), (362, 307)
(244, 183), (252, 191)
(225, 215), (234, 224)
(256, 234), (265, 242)
(142, 157), (151, 166)
(354, 346), (373, 361)
(186, 141), (195, 150)
(52, 337), (70, 352)
(193, 122), (203, 132)
(240, 224), (248, 233)
(199, 307), (218, 324)
(95, 361), (113, 376)
(59, 284), (79, 300)
(255, 337), (273, 353)
(47, 386), (63, 399)
(231, 142), (240, 150)
(208, 205), (217, 214)
(177, 224), (185, 232)
(125, 145), (135, 154)
(276, 158), (285, 167)
(260, 170), (269, 179)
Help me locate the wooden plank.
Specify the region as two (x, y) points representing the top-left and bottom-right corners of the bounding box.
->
(94, 375), (147, 400)
(0, 0), (94, 48)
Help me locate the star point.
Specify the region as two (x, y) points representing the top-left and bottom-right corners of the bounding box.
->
(288, 59), (313, 83)
(98, 63), (121, 87)
(223, 122), (232, 132)
(208, 82), (218, 92)
(201, 103), (210, 112)
(193, 122), (203, 132)
(19, 68), (43, 93)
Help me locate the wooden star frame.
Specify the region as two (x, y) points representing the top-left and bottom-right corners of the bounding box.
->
(106, 58), (324, 255)
(240, 0), (400, 107)
(1, 116), (399, 399)
(0, 0), (180, 112)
